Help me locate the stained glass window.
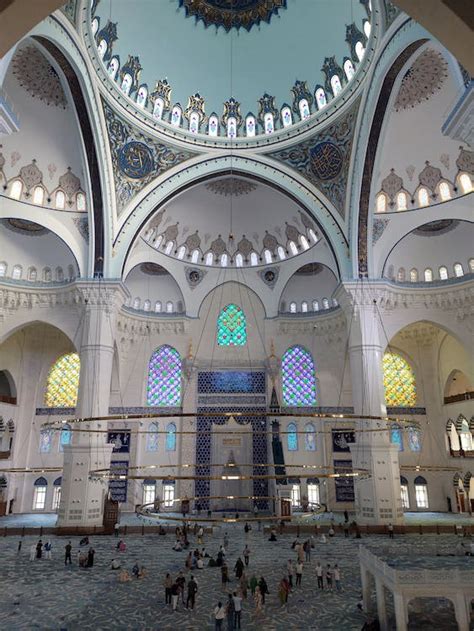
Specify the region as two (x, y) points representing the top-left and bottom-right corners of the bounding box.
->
(408, 427), (422, 452)
(305, 423), (316, 451)
(166, 422), (176, 451)
(382, 352), (416, 407)
(217, 304), (247, 346)
(146, 422), (159, 452)
(287, 422), (298, 451)
(45, 353), (80, 408)
(39, 429), (52, 454)
(282, 346), (317, 406)
(147, 346), (182, 406)
(59, 424), (72, 452)
(390, 424), (403, 451)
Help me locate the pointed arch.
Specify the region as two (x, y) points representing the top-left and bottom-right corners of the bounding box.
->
(166, 422), (177, 451)
(45, 352), (80, 408)
(287, 422), (298, 451)
(282, 346), (316, 406)
(217, 304), (247, 346)
(382, 352), (416, 407)
(59, 423), (72, 451)
(304, 422), (316, 451)
(146, 345), (182, 406)
(146, 421), (159, 452)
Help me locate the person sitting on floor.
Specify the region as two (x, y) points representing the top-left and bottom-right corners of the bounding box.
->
(110, 558), (121, 570)
(79, 536), (89, 547)
(173, 540), (183, 552)
(118, 568), (131, 583)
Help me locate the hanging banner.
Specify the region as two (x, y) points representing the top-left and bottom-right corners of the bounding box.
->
(107, 430), (131, 453)
(334, 459), (355, 502)
(109, 460), (128, 503)
(331, 429), (355, 453)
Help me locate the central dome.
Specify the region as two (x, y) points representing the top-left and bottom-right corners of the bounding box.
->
(91, 0), (372, 139)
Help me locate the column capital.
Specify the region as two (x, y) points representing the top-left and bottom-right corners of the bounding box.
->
(75, 279), (129, 312)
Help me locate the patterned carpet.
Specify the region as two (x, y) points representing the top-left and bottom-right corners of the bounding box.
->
(0, 528), (472, 630)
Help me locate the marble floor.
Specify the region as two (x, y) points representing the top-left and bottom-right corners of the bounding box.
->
(0, 527), (472, 630)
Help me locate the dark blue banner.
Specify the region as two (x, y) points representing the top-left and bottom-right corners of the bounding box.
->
(109, 460), (128, 502)
(107, 431), (131, 453)
(334, 459), (354, 502)
(331, 429), (355, 452)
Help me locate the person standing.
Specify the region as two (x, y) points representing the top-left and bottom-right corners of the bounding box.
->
(29, 543), (36, 562)
(44, 540), (52, 560)
(388, 523), (394, 539)
(221, 562), (229, 590)
(64, 541), (72, 565)
(258, 576), (269, 604)
(87, 547), (95, 567)
(224, 532), (229, 549)
(197, 526), (204, 545)
(232, 592), (242, 630)
(17, 539), (23, 554)
(295, 560), (303, 587)
(214, 601), (226, 630)
(176, 571), (186, 604)
(225, 593), (234, 631)
(243, 545), (250, 566)
(316, 561), (324, 589)
(334, 564), (342, 591)
(234, 557), (244, 579)
(304, 540), (311, 562)
(164, 572), (172, 604)
(186, 575), (198, 609)
(278, 577), (290, 607)
(287, 559), (294, 589)
(254, 585), (263, 616)
(114, 521), (120, 538)
(239, 571), (248, 600)
(171, 580), (180, 611)
(36, 539), (43, 559)
(326, 564), (333, 591)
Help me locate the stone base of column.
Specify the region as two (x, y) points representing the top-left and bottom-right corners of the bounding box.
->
(57, 443), (114, 528)
(351, 443), (404, 525)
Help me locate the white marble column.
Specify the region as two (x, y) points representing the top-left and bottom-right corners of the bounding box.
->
(337, 283), (404, 524)
(453, 593), (470, 631)
(393, 593), (408, 631)
(57, 282), (126, 528)
(375, 578), (388, 631)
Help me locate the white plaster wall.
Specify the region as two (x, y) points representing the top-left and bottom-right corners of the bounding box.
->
(280, 266), (339, 311)
(124, 266), (185, 311)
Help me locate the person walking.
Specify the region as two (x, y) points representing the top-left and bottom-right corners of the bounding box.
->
(114, 521), (120, 537)
(36, 539), (43, 559)
(254, 585), (263, 616)
(249, 573), (258, 596)
(64, 541), (72, 565)
(234, 557), (244, 579)
(164, 572), (173, 604)
(287, 559), (294, 589)
(316, 561), (324, 589)
(221, 562), (230, 590)
(214, 601), (226, 630)
(278, 576), (290, 607)
(258, 576), (269, 604)
(171, 580), (180, 611)
(334, 564), (342, 591)
(17, 539), (23, 554)
(87, 547), (95, 568)
(232, 591), (242, 630)
(243, 545), (250, 566)
(225, 593), (235, 631)
(186, 575), (198, 609)
(295, 560), (303, 587)
(44, 540), (52, 560)
(326, 564), (333, 591)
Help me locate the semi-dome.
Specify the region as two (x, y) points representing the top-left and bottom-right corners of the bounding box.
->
(89, 0), (373, 141)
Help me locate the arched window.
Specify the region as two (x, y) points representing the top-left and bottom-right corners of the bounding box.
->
(315, 88), (327, 110)
(142, 479), (156, 504)
(250, 252), (259, 266)
(397, 192), (408, 211)
(166, 422), (177, 451)
(424, 268), (433, 282)
(146, 422), (159, 452)
(133, 297), (141, 310)
(221, 253), (228, 267)
(438, 181), (451, 201)
(76, 192), (86, 211)
(281, 106), (292, 127)
(121, 73), (132, 96)
(147, 345), (182, 406)
(418, 187), (429, 207)
(43, 267), (52, 282)
(300, 235), (310, 250)
(28, 267), (37, 282)
(400, 476), (410, 509)
(12, 265), (22, 280)
(235, 253), (243, 267)
(208, 114), (219, 137)
(205, 252), (214, 266)
(454, 263), (464, 277)
(382, 352), (416, 407)
(191, 249), (200, 264)
(55, 190), (66, 210)
(177, 246), (186, 260)
(414, 475), (428, 508)
(332, 298), (339, 307)
(439, 266), (448, 280)
(301, 301), (308, 313)
(154, 300), (162, 313)
(166, 301), (173, 313)
(264, 250), (272, 264)
(376, 193), (387, 213)
(227, 116), (237, 139)
(397, 267), (406, 282)
(408, 426), (422, 451)
(59, 424), (72, 452)
(287, 422), (298, 451)
(97, 38), (107, 59)
(289, 302), (297, 313)
(136, 85), (148, 108)
(217, 304), (247, 346)
(390, 424), (403, 451)
(282, 346), (317, 406)
(56, 267), (64, 282)
(143, 299), (151, 312)
(289, 241), (298, 256)
(264, 112), (274, 134)
(67, 265), (75, 280)
(153, 98), (164, 120)
(45, 352), (80, 408)
(0, 262), (7, 277)
(10, 180), (22, 200)
(459, 418), (473, 451)
(469, 258), (474, 273)
(298, 99), (310, 120)
(291, 482), (300, 507)
(107, 57), (119, 80)
(33, 186), (44, 205)
(189, 111), (199, 134)
(245, 115), (256, 137)
(304, 423), (316, 451)
(277, 246), (286, 260)
(330, 75), (342, 96)
(52, 477), (62, 510)
(309, 228), (318, 243)
(165, 240), (174, 255)
(410, 268), (418, 283)
(363, 20), (371, 38)
(343, 59), (355, 80)
(33, 477), (48, 510)
(171, 105), (182, 127)
(312, 300), (319, 311)
(163, 481), (175, 507)
(459, 173), (472, 194)
(91, 17), (99, 35)
(39, 429), (52, 453)
(307, 480), (320, 505)
(355, 41), (365, 62)
(322, 298), (329, 309)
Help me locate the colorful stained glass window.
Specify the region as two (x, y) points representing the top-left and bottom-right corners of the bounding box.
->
(408, 427), (422, 452)
(217, 304), (247, 346)
(45, 353), (80, 408)
(282, 346), (317, 406)
(166, 422), (176, 451)
(304, 423), (316, 451)
(390, 424), (403, 451)
(59, 424), (72, 452)
(287, 422), (298, 451)
(147, 346), (182, 406)
(146, 422), (159, 452)
(383, 353), (416, 407)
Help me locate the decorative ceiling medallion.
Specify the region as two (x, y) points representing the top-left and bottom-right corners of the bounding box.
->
(394, 49), (448, 112)
(413, 219), (459, 236)
(140, 263), (169, 276)
(118, 141), (154, 179)
(3, 218), (47, 236)
(178, 0), (287, 32)
(12, 46), (67, 109)
(309, 141), (343, 181)
(205, 178), (257, 197)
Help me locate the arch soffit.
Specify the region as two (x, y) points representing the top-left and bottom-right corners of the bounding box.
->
(196, 280), (268, 321)
(383, 319), (467, 354)
(0, 317), (80, 351)
(443, 368), (473, 398)
(278, 263), (339, 307)
(111, 159), (349, 279)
